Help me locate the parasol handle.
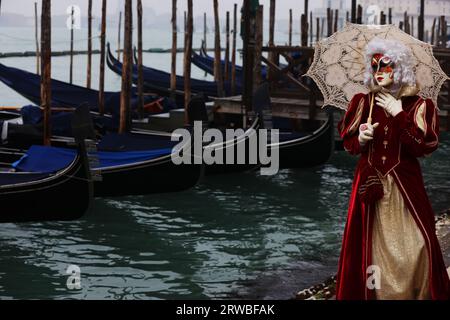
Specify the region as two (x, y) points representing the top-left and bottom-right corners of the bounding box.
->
(367, 93), (375, 125)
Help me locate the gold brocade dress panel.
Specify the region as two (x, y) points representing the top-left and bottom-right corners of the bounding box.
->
(371, 174), (431, 300)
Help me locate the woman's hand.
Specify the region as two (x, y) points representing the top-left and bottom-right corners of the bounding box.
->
(375, 92), (403, 117)
(358, 122), (379, 146)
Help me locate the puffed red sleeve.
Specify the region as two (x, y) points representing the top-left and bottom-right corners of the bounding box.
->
(338, 93), (367, 155)
(393, 98), (439, 157)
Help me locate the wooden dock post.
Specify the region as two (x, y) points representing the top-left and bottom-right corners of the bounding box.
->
(301, 2), (308, 46)
(34, 2), (40, 75)
(98, 0), (106, 115)
(404, 12), (410, 34)
(320, 18), (325, 39)
(431, 18), (437, 45)
(334, 9), (338, 33)
(301, 14), (308, 46)
(440, 16), (447, 48)
(171, 0), (177, 100)
(304, 0), (308, 35)
(388, 8), (392, 24)
(184, 0), (193, 122)
(380, 11), (386, 25)
(204, 12), (207, 50)
(118, 11), (122, 60)
(357, 5), (362, 24)
(119, 0), (133, 134)
(86, 0), (92, 89)
(310, 12), (313, 46)
(418, 0), (424, 41)
(213, 0), (224, 97)
(346, 11), (349, 23)
(254, 5), (263, 86)
(137, 0), (144, 118)
(225, 11), (230, 81)
(316, 17), (320, 42)
(231, 3), (237, 96)
(41, 0), (52, 146)
(289, 9), (293, 46)
(351, 0), (356, 23)
(327, 8), (332, 37)
(269, 0), (276, 64)
(69, 6), (74, 84)
(242, 0), (255, 123)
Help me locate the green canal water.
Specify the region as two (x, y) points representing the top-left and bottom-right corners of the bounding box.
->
(0, 133), (448, 300)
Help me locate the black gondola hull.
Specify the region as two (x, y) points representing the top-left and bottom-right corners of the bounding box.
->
(0, 153), (92, 223)
(94, 158), (203, 197)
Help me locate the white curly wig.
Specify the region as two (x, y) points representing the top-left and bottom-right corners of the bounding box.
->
(364, 38), (416, 91)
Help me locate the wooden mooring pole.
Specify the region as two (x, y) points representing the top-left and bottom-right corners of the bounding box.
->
(137, 0), (144, 118)
(171, 0), (177, 100)
(242, 0), (254, 121)
(334, 9), (338, 33)
(231, 3), (237, 96)
(301, 14), (307, 46)
(289, 9), (293, 46)
(41, 0), (51, 146)
(184, 0), (193, 123)
(440, 16), (447, 48)
(268, 0), (276, 80)
(204, 12), (207, 50)
(327, 8), (332, 37)
(34, 2), (40, 75)
(269, 0), (275, 55)
(301, 1), (309, 47)
(357, 5), (362, 24)
(213, 0), (224, 97)
(310, 11), (313, 46)
(351, 0), (356, 23)
(418, 0), (425, 41)
(86, 0), (92, 89)
(98, 0), (106, 115)
(380, 11), (386, 25)
(431, 18), (437, 45)
(118, 11), (122, 60)
(69, 6), (74, 84)
(404, 12), (410, 34)
(119, 0), (132, 134)
(316, 17), (320, 42)
(225, 11), (230, 82)
(254, 5), (263, 86)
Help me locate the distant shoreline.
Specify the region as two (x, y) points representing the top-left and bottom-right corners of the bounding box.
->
(0, 48), (225, 59)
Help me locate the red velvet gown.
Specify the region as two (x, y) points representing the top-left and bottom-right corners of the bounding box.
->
(336, 91), (450, 300)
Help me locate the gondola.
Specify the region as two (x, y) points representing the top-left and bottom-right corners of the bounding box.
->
(0, 63), (173, 116)
(0, 64), (203, 196)
(107, 44), (242, 102)
(189, 86), (335, 173)
(0, 106), (93, 223)
(192, 45), (269, 81)
(1, 115), (203, 198)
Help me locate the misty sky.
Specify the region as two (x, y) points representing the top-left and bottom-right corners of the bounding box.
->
(0, 0), (344, 20)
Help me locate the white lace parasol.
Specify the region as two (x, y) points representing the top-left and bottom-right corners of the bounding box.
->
(305, 22), (450, 110)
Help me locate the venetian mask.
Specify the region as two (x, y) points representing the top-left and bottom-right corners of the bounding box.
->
(371, 53), (394, 87)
